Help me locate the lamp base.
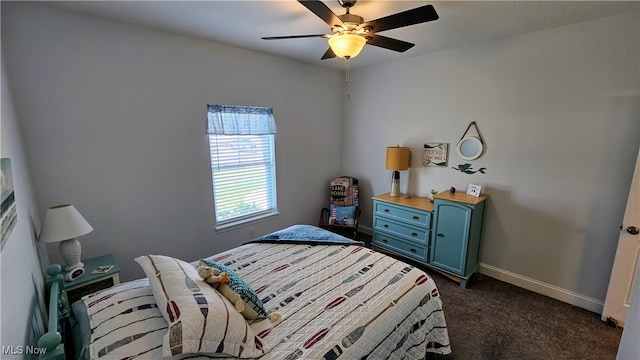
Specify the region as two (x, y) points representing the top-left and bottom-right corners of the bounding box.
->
(59, 238), (84, 271)
(390, 171), (401, 197)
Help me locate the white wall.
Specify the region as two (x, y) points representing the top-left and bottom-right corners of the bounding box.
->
(344, 11), (640, 310)
(0, 54), (48, 357)
(1, 2), (344, 282)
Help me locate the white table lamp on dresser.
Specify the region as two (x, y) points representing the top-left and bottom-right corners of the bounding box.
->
(39, 204), (93, 271)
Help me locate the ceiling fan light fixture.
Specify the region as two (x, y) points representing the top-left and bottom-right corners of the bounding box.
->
(328, 33), (366, 59)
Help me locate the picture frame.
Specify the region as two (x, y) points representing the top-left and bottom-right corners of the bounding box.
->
(91, 265), (114, 274)
(466, 184), (482, 197)
(1, 158), (17, 250)
(423, 143), (449, 167)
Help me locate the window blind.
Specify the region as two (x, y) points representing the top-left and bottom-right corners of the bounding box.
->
(206, 105), (277, 227)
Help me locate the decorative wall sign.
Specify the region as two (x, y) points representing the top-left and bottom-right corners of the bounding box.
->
(466, 184), (482, 197)
(452, 163), (486, 175)
(1, 158), (17, 250)
(423, 143), (449, 167)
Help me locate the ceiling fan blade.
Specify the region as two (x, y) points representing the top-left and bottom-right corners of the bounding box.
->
(298, 0), (345, 29)
(358, 4), (438, 33)
(366, 34), (415, 52)
(262, 34), (329, 40)
(321, 47), (336, 60)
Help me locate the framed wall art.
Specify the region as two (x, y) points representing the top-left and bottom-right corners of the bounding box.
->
(1, 158), (17, 250)
(423, 143), (449, 167)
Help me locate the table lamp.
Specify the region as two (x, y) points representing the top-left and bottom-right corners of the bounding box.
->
(39, 204), (93, 271)
(386, 146), (410, 197)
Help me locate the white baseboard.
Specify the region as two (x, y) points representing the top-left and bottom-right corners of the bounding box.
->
(360, 227), (603, 313)
(478, 263), (604, 314)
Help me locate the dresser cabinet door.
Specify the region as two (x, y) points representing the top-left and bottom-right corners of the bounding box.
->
(430, 201), (472, 275)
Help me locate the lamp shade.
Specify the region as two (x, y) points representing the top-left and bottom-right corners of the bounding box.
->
(386, 147), (410, 171)
(39, 204), (93, 243)
(328, 33), (366, 59)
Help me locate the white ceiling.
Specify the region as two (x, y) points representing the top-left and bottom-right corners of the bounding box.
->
(49, 1), (639, 70)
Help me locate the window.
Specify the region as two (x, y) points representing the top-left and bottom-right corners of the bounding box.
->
(206, 105), (278, 228)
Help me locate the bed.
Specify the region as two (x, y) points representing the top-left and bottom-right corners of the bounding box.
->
(39, 225), (451, 359)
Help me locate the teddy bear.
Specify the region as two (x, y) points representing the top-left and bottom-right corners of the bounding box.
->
(197, 263), (281, 323)
(197, 265), (230, 289)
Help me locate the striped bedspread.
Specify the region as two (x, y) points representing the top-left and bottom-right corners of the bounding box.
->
(77, 242), (451, 359)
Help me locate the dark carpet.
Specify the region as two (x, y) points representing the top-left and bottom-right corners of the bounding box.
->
(429, 271), (622, 360)
(354, 233), (623, 360)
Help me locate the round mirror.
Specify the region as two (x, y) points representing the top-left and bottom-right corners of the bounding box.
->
(457, 136), (484, 160)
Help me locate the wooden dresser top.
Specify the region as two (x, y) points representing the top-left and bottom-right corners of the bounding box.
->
(372, 193), (434, 212)
(373, 190), (489, 210)
(433, 191), (488, 205)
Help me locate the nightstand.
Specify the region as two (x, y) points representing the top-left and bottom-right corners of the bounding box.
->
(64, 253), (120, 305)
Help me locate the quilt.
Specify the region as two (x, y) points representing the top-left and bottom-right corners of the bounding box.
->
(73, 241), (451, 359)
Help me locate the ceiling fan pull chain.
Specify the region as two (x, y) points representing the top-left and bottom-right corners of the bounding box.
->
(345, 57), (350, 88)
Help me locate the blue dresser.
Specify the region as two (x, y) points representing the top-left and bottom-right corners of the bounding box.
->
(372, 191), (488, 287)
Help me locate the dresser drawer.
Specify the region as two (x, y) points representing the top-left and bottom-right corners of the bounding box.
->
(374, 201), (431, 229)
(374, 216), (429, 245)
(373, 231), (427, 262)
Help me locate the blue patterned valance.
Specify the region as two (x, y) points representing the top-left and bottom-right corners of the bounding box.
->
(206, 105), (277, 135)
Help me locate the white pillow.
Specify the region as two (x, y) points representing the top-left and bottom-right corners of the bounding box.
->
(135, 255), (267, 358)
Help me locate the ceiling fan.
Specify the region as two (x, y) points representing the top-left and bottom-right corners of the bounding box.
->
(262, 0), (439, 60)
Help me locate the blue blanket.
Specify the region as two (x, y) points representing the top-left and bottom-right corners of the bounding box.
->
(247, 224), (364, 246)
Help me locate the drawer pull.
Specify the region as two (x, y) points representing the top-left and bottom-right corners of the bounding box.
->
(384, 208), (390, 213)
(382, 239), (388, 243)
(436, 233), (444, 237)
(410, 248), (416, 253)
(411, 232), (418, 237)
(383, 224), (389, 228)
(413, 216), (419, 220)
